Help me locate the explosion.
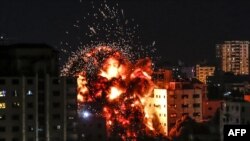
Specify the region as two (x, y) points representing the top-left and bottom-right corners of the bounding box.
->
(60, 1), (166, 140)
(74, 45), (167, 140)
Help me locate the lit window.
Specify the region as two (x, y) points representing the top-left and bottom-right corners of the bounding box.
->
(0, 90), (6, 97)
(0, 115), (6, 120)
(12, 90), (18, 97)
(0, 103), (6, 109)
(27, 90), (33, 96)
(12, 102), (20, 108)
(170, 113), (177, 118)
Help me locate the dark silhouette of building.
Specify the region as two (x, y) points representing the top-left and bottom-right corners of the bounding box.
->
(0, 44), (77, 141)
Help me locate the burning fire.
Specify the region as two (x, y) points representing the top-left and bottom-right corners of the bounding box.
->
(77, 45), (166, 140)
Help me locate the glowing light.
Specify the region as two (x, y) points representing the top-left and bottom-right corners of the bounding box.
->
(82, 111), (90, 118)
(108, 86), (122, 100)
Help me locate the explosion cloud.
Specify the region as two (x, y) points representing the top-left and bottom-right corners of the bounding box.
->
(60, 0), (165, 140)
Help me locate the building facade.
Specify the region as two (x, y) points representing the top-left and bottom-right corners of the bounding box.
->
(168, 82), (203, 128)
(0, 44), (77, 141)
(145, 89), (168, 135)
(216, 41), (250, 75)
(196, 64), (215, 84)
(220, 100), (250, 141)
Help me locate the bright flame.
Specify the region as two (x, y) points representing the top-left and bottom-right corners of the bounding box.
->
(76, 46), (166, 140)
(108, 86), (123, 100)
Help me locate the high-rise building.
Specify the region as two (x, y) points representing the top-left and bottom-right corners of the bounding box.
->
(0, 44), (77, 141)
(196, 64), (215, 84)
(216, 41), (250, 75)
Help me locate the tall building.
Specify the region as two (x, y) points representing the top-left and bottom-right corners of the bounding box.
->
(196, 64), (215, 84)
(216, 41), (250, 75)
(0, 44), (77, 141)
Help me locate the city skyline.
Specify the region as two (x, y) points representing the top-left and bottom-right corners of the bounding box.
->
(1, 0), (250, 65)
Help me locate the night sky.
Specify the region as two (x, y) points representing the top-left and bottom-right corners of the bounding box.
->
(1, 0), (250, 66)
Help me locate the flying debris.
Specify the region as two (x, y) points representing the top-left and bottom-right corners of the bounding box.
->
(60, 0), (158, 140)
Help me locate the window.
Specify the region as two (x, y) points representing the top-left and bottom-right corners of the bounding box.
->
(0, 90), (6, 97)
(27, 126), (34, 132)
(12, 79), (19, 85)
(170, 104), (176, 108)
(12, 90), (18, 97)
(12, 115), (19, 120)
(0, 103), (6, 109)
(182, 104), (188, 108)
(170, 95), (177, 99)
(67, 116), (75, 120)
(53, 91), (60, 96)
(53, 114), (60, 119)
(170, 113), (177, 118)
(193, 112), (200, 117)
(12, 126), (19, 132)
(53, 102), (60, 108)
(0, 126), (6, 132)
(27, 114), (34, 120)
(0, 79), (5, 85)
(27, 103), (33, 108)
(26, 90), (33, 96)
(182, 113), (189, 116)
(182, 95), (188, 99)
(12, 102), (20, 108)
(53, 125), (61, 130)
(193, 94), (200, 98)
(0, 115), (6, 120)
(27, 79), (33, 85)
(193, 103), (200, 108)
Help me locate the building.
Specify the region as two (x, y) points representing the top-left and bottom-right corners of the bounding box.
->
(0, 44), (77, 141)
(196, 64), (215, 84)
(167, 82), (203, 128)
(145, 89), (168, 135)
(202, 100), (222, 121)
(152, 69), (173, 89)
(220, 100), (250, 141)
(216, 41), (250, 75)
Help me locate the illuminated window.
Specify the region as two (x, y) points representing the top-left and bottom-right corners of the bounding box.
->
(27, 90), (33, 96)
(0, 90), (6, 97)
(170, 113), (177, 118)
(12, 90), (18, 97)
(12, 102), (20, 108)
(0, 103), (6, 109)
(27, 126), (34, 132)
(0, 115), (6, 120)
